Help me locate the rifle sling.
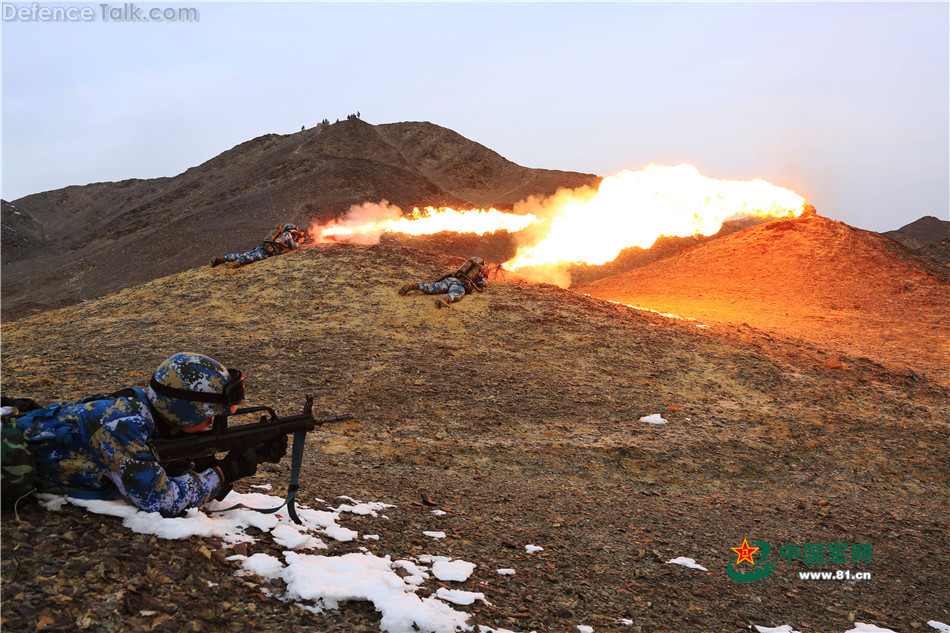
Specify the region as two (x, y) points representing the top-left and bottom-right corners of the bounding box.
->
(206, 430), (308, 525)
(285, 430), (306, 524)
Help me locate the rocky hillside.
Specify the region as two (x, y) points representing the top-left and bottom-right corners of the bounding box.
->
(577, 214), (950, 386)
(1, 241), (947, 633)
(884, 215), (950, 250)
(884, 215), (950, 265)
(0, 119), (598, 321)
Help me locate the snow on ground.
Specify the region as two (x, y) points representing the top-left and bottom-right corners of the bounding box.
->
(36, 492), (480, 633)
(436, 587), (489, 606)
(752, 623), (950, 633)
(844, 624), (900, 633)
(639, 413), (668, 425)
(34, 492), (943, 633)
(333, 495), (393, 517)
(432, 559), (477, 582)
(666, 556), (708, 571)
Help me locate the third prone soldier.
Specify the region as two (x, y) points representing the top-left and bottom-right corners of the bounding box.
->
(399, 257), (488, 309)
(211, 223), (309, 269)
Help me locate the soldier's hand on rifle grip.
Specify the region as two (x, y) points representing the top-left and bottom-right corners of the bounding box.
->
(193, 455), (218, 471)
(216, 445), (260, 484)
(259, 435), (288, 464)
(162, 458), (193, 478)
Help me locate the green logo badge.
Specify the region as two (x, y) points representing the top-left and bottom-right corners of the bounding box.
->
(727, 540), (873, 582)
(727, 539), (775, 583)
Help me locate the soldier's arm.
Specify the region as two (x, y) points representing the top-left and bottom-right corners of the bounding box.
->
(85, 400), (226, 516)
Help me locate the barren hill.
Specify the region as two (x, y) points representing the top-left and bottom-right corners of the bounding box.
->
(0, 119), (598, 321)
(884, 215), (950, 250)
(2, 243), (948, 632)
(884, 215), (950, 265)
(577, 214), (950, 385)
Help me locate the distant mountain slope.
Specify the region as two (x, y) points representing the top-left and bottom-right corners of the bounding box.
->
(884, 215), (950, 249)
(1, 199), (47, 251)
(577, 214), (950, 383)
(0, 119), (599, 321)
(376, 122), (595, 207)
(885, 215), (950, 264)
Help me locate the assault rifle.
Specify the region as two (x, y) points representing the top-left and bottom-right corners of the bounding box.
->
(150, 395), (352, 523)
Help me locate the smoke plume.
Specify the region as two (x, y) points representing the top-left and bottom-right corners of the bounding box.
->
(308, 201), (404, 245)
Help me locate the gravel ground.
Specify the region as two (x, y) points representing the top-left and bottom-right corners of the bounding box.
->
(2, 242), (948, 632)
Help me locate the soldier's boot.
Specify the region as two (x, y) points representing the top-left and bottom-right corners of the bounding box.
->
(210, 257), (226, 268)
(398, 283), (416, 296)
(435, 297), (452, 310)
(226, 261), (243, 270)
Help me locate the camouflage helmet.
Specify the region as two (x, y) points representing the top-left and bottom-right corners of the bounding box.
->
(146, 353), (244, 430)
(282, 223), (299, 233)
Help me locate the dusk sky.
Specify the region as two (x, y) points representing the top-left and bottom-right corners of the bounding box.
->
(2, 1), (947, 233)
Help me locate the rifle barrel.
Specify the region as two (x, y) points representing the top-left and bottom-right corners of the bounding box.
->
(151, 400), (352, 463)
(315, 414), (354, 424)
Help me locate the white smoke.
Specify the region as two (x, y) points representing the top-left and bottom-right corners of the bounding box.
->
(504, 184), (600, 288)
(308, 200), (404, 245)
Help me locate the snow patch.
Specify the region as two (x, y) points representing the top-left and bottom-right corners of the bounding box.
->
(666, 556), (708, 571)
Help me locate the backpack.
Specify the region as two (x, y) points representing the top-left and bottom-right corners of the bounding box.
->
(262, 224), (303, 255)
(454, 257), (484, 281)
(262, 224), (283, 244)
(436, 257), (486, 293)
(1, 398), (42, 509)
(1, 389), (150, 507)
(261, 225), (284, 255)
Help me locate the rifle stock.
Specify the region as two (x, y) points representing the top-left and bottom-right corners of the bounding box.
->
(150, 395), (352, 464)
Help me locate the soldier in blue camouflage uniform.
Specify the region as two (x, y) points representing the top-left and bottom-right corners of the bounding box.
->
(211, 223), (309, 269)
(11, 353), (263, 517)
(399, 257), (488, 309)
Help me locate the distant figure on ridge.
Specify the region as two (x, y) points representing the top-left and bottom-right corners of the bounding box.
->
(211, 223), (310, 269)
(399, 256), (488, 309)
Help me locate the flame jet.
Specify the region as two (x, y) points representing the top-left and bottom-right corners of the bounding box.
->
(506, 164), (805, 270)
(307, 164), (806, 285)
(310, 201), (539, 245)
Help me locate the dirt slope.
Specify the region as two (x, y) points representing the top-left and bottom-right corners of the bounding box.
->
(375, 122), (595, 207)
(0, 119), (598, 321)
(1, 243), (947, 633)
(577, 214), (950, 386)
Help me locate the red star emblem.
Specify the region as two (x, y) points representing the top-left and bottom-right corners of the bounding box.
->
(732, 539), (760, 566)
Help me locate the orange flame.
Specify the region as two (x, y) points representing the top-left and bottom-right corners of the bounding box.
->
(308, 164), (806, 285)
(312, 202), (539, 244)
(507, 164), (805, 271)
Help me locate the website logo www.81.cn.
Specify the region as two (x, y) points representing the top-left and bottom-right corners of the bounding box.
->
(727, 539), (873, 583)
(3, 3), (200, 23)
